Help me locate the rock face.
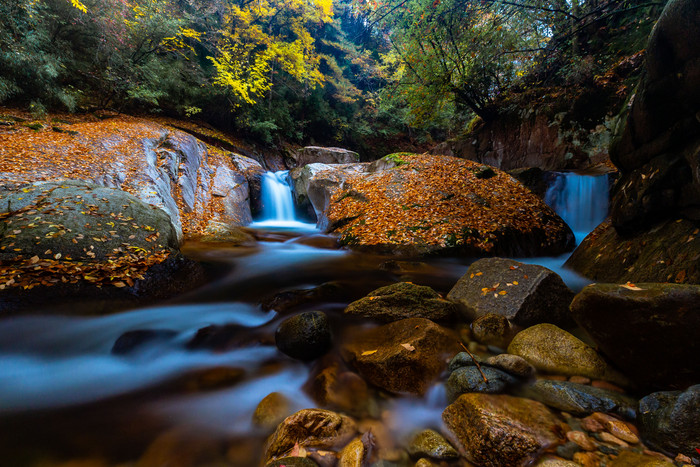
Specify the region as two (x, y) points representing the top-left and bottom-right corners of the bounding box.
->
(568, 0), (700, 283)
(442, 393), (562, 467)
(344, 282), (457, 323)
(275, 311), (333, 361)
(289, 146), (360, 168)
(447, 258), (574, 327)
(570, 283), (700, 388)
(263, 409), (356, 464)
(322, 154), (574, 257)
(340, 318), (459, 395)
(507, 324), (613, 382)
(638, 385), (700, 459)
(0, 181), (202, 313)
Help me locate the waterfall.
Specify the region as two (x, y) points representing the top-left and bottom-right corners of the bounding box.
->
(545, 172), (609, 244)
(251, 170), (317, 230)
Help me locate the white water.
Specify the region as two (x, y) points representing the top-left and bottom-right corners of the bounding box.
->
(545, 172), (609, 245)
(250, 170), (318, 231)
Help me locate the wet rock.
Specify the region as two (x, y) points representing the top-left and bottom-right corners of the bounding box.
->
(507, 324), (617, 382)
(446, 366), (519, 401)
(605, 419), (639, 444)
(253, 392), (291, 431)
(407, 429), (459, 460)
(266, 457), (319, 467)
(470, 313), (516, 349)
(186, 324), (249, 351)
(508, 167), (548, 198)
(338, 437), (368, 467)
(261, 282), (346, 313)
(556, 442), (581, 460)
(111, 329), (177, 355)
(341, 318), (459, 395)
(306, 362), (371, 417)
(534, 454), (581, 467)
(570, 282), (700, 388)
(572, 452), (602, 467)
(172, 366), (245, 393)
(263, 409), (356, 464)
(638, 384), (700, 458)
(275, 311), (333, 361)
(442, 393), (561, 467)
(448, 351), (484, 371)
(519, 380), (637, 419)
(199, 223), (256, 245)
(136, 427), (225, 467)
(290, 146), (360, 168)
(485, 354), (535, 379)
(565, 431), (596, 451)
(344, 282), (457, 323)
(448, 258), (574, 327)
(607, 451), (675, 467)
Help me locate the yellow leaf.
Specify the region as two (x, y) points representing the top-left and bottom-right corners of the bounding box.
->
(400, 343), (415, 351)
(499, 290), (507, 295)
(361, 350), (378, 356)
(30, 256), (40, 264)
(113, 281), (127, 288)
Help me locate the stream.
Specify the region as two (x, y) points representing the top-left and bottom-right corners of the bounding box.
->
(0, 170), (609, 466)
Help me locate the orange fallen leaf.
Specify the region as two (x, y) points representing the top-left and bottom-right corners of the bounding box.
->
(400, 343), (415, 351)
(361, 350), (378, 356)
(621, 282), (642, 291)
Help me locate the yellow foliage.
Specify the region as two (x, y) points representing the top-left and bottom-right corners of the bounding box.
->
(69, 0), (87, 13)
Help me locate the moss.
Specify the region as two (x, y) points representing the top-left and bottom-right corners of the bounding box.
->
(382, 152), (412, 166)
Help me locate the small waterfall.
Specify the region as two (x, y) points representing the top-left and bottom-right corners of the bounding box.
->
(545, 172), (609, 244)
(251, 170), (317, 230)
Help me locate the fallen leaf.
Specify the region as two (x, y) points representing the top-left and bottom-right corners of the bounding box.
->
(621, 282), (643, 291)
(499, 290), (507, 295)
(361, 350), (378, 356)
(475, 272), (483, 276)
(54, 253), (61, 260)
(400, 343), (415, 351)
(113, 281), (127, 288)
(509, 265), (518, 270)
(30, 256), (39, 264)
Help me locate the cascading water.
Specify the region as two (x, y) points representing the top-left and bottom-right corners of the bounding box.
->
(250, 170), (317, 230)
(545, 172), (609, 245)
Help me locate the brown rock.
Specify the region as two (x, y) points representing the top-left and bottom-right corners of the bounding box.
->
(534, 455), (581, 467)
(338, 437), (366, 467)
(569, 376), (591, 385)
(471, 313), (516, 349)
(341, 318), (459, 395)
(306, 363), (370, 417)
(565, 431), (596, 451)
(442, 393), (562, 467)
(263, 409), (357, 464)
(253, 392), (291, 430)
(605, 420), (639, 444)
(580, 416), (605, 433)
(485, 354), (536, 378)
(136, 427), (224, 467)
(608, 451), (675, 467)
(598, 431), (629, 448)
(572, 451), (601, 467)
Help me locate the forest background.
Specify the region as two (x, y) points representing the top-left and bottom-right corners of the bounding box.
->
(0, 0), (666, 159)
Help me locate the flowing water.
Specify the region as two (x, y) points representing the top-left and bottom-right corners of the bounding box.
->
(0, 171), (610, 466)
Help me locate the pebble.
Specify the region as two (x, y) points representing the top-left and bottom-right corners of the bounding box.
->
(675, 454), (693, 464)
(591, 412), (617, 424)
(591, 380), (625, 393)
(573, 451), (601, 467)
(556, 442), (581, 460)
(580, 415), (605, 433)
(605, 420), (639, 444)
(569, 376), (591, 384)
(598, 431), (629, 448)
(566, 431), (596, 451)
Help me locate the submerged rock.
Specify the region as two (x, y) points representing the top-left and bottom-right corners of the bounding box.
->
(305, 362), (371, 418)
(275, 311), (333, 361)
(470, 313), (516, 349)
(519, 380), (637, 419)
(485, 354), (536, 379)
(253, 392), (291, 431)
(638, 384), (700, 459)
(447, 258), (574, 327)
(340, 318), (459, 395)
(111, 329), (178, 355)
(263, 409), (356, 464)
(407, 429), (459, 460)
(442, 393), (562, 467)
(507, 324), (618, 383)
(570, 282), (700, 388)
(446, 365), (519, 401)
(344, 282), (457, 323)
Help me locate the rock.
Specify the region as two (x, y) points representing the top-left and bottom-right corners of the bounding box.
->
(0, 181), (203, 314)
(338, 437), (367, 467)
(446, 366), (519, 401)
(607, 451), (675, 467)
(340, 318), (459, 395)
(407, 429), (459, 460)
(507, 324), (617, 382)
(344, 282), (457, 323)
(266, 457), (319, 467)
(324, 154), (574, 257)
(570, 283), (700, 388)
(290, 146), (360, 168)
(199, 223), (256, 245)
(519, 380), (637, 419)
(638, 384), (700, 458)
(565, 431), (596, 451)
(253, 392), (291, 431)
(136, 427), (225, 467)
(305, 362), (371, 417)
(605, 419), (639, 444)
(534, 455), (581, 467)
(572, 452), (602, 467)
(447, 258), (574, 327)
(262, 282), (347, 313)
(111, 329), (178, 355)
(442, 393), (561, 467)
(448, 351), (484, 372)
(508, 167), (548, 198)
(484, 354), (536, 379)
(186, 324), (249, 351)
(275, 311), (333, 361)
(471, 313), (516, 349)
(263, 409), (356, 464)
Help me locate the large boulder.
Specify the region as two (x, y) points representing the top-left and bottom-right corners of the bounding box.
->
(442, 393), (562, 467)
(344, 282), (457, 323)
(325, 154), (574, 257)
(275, 311), (333, 361)
(447, 258), (574, 327)
(340, 317), (459, 395)
(289, 146), (360, 168)
(570, 283), (700, 388)
(569, 0), (700, 282)
(638, 385), (700, 459)
(507, 324), (622, 384)
(0, 181), (202, 313)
